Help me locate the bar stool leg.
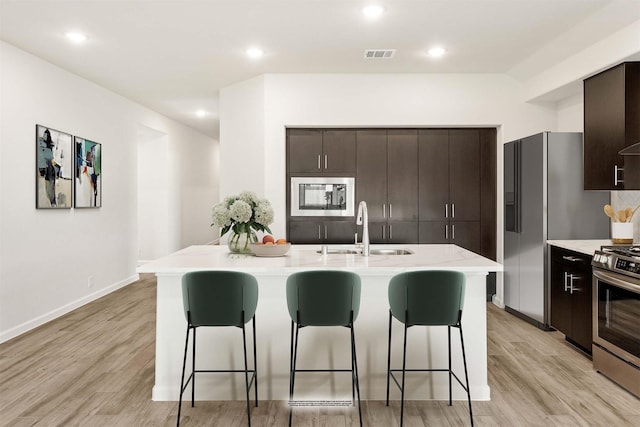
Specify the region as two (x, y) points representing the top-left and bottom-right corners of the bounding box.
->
(351, 329), (356, 405)
(448, 326), (452, 406)
(191, 327), (196, 407)
(241, 317), (252, 427)
(177, 324), (191, 427)
(385, 310), (392, 406)
(400, 320), (408, 427)
(459, 323), (474, 427)
(252, 316), (258, 405)
(289, 320), (300, 427)
(350, 319), (363, 427)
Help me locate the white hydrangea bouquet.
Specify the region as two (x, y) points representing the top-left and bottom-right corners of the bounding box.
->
(211, 191), (274, 253)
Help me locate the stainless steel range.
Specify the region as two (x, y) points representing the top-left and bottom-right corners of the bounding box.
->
(591, 246), (640, 397)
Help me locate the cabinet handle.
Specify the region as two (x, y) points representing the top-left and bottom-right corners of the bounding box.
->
(445, 225), (449, 240)
(389, 224), (393, 240)
(325, 155), (328, 169)
(383, 204), (386, 219)
(614, 165), (624, 186)
(452, 203), (455, 219)
(382, 225), (386, 240)
(452, 224), (455, 240)
(445, 204), (448, 219)
(389, 204), (393, 219)
(564, 272), (578, 294)
(562, 255), (583, 263)
(317, 155), (321, 170)
(569, 275), (578, 294)
(324, 224), (327, 239)
(318, 225), (322, 240)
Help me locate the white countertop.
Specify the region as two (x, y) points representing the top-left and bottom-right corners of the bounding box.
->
(138, 244), (503, 275)
(546, 239), (611, 256)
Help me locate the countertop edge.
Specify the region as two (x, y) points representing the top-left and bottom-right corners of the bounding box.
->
(137, 244), (503, 274)
(546, 239), (611, 256)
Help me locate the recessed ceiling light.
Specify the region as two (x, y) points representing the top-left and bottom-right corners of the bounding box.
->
(427, 46), (446, 58)
(195, 109), (207, 118)
(363, 5), (385, 19)
(65, 31), (88, 44)
(246, 47), (264, 59)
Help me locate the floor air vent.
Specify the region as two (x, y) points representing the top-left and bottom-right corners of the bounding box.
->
(364, 49), (396, 59)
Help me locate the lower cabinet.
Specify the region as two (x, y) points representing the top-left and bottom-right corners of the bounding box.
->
(367, 221), (419, 244)
(418, 221), (481, 254)
(289, 219), (356, 244)
(550, 246), (593, 355)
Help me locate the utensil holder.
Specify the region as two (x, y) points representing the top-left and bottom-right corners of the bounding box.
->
(611, 222), (634, 244)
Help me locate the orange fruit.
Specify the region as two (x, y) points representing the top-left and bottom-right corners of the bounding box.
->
(264, 241), (274, 245)
(276, 238), (287, 245)
(262, 235), (275, 244)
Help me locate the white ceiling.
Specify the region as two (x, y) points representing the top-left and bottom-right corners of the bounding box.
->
(1, 0), (640, 138)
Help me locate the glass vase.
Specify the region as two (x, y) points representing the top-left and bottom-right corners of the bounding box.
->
(227, 229), (258, 254)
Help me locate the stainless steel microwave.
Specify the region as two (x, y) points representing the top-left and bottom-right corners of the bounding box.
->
(290, 177), (355, 217)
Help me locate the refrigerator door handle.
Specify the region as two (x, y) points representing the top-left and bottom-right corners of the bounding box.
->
(515, 140), (521, 233)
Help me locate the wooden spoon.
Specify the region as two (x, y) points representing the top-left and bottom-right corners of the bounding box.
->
(625, 207), (633, 222)
(618, 209), (627, 222)
(604, 204), (616, 221)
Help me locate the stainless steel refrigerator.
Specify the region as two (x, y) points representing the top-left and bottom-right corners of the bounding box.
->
(503, 132), (609, 329)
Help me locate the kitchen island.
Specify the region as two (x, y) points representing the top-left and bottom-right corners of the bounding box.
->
(138, 244), (502, 402)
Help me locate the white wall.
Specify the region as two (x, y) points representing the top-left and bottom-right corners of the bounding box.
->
(137, 127), (171, 261)
(0, 41), (218, 342)
(557, 93), (584, 132)
(218, 76), (266, 241)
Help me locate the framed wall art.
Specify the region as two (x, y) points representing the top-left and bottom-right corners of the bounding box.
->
(74, 136), (102, 208)
(36, 124), (73, 209)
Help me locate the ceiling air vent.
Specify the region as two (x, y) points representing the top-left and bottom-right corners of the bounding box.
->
(364, 49), (396, 59)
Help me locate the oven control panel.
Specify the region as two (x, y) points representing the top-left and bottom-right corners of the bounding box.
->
(594, 249), (640, 280)
(615, 258), (640, 275)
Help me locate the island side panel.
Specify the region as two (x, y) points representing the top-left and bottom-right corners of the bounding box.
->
(152, 270), (490, 401)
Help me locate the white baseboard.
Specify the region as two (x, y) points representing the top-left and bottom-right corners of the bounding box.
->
(0, 274), (139, 344)
(492, 294), (505, 308)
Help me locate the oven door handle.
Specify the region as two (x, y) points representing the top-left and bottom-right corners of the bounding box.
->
(593, 268), (640, 293)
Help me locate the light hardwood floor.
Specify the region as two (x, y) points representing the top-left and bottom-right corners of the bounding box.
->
(0, 274), (638, 426)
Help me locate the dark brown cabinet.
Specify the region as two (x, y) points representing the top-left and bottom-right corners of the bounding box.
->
(418, 129), (494, 257)
(286, 127), (495, 252)
(356, 129), (418, 243)
(289, 219), (356, 244)
(550, 246), (593, 355)
(584, 62), (640, 190)
(288, 129), (356, 175)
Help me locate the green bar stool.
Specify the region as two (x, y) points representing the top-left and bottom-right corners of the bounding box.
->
(385, 270), (473, 427)
(177, 271), (259, 427)
(286, 270), (363, 427)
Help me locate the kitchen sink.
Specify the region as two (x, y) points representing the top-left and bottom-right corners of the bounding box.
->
(369, 249), (414, 255)
(316, 248), (361, 255)
(316, 248), (414, 255)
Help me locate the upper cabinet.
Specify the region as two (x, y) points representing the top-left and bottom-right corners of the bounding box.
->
(356, 129), (419, 243)
(417, 129), (496, 259)
(584, 62), (640, 190)
(288, 129), (356, 175)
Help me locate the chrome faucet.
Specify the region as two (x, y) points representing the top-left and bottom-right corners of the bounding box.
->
(356, 201), (370, 256)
